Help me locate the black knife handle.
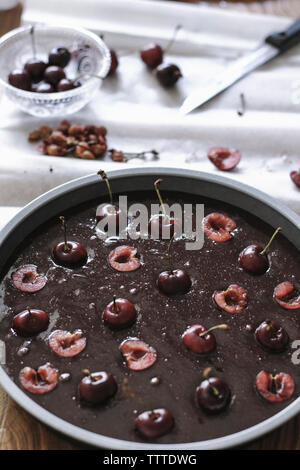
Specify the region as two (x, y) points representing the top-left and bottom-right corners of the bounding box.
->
(265, 18), (300, 52)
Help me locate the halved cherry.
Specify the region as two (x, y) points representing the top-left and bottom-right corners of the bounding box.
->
(108, 246), (141, 272)
(214, 284), (247, 314)
(48, 329), (86, 357)
(135, 408), (174, 438)
(208, 147), (241, 171)
(203, 213), (236, 242)
(273, 282), (300, 310)
(120, 338), (157, 371)
(12, 266), (47, 293)
(182, 324), (229, 354)
(19, 363), (58, 394)
(290, 170), (300, 189)
(255, 371), (295, 403)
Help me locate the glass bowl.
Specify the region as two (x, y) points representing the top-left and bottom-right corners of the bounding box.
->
(0, 24), (111, 117)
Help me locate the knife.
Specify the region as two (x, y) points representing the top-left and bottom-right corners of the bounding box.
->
(180, 18), (300, 115)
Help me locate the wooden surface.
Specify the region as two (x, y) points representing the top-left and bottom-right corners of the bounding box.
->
(0, 0), (300, 451)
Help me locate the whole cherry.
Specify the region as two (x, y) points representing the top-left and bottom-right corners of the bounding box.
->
(107, 49), (119, 76)
(196, 377), (231, 413)
(140, 44), (163, 69)
(57, 78), (81, 92)
(35, 81), (55, 93)
(79, 369), (117, 405)
(156, 235), (191, 295)
(52, 216), (87, 268)
(44, 65), (66, 85)
(148, 179), (177, 239)
(239, 227), (281, 275)
(155, 63), (182, 88)
(96, 170), (122, 233)
(24, 59), (47, 82)
(48, 46), (71, 68)
(255, 320), (289, 352)
(13, 307), (49, 337)
(103, 296), (137, 329)
(182, 324), (229, 354)
(135, 408), (174, 438)
(8, 69), (31, 91)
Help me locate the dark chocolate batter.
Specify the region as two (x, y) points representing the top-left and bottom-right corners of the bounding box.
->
(0, 191), (299, 444)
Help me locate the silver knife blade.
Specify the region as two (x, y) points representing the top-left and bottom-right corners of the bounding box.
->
(180, 43), (279, 115)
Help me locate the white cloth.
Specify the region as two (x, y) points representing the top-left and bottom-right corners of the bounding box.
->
(0, 0), (299, 215)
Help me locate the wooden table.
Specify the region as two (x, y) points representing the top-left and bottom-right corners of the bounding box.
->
(0, 0), (300, 451)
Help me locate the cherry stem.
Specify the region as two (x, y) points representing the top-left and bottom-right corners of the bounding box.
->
(237, 92), (246, 116)
(154, 178), (167, 219)
(59, 216), (70, 252)
(167, 234), (175, 273)
(112, 295), (119, 313)
(211, 386), (219, 396)
(30, 25), (37, 59)
(203, 367), (212, 379)
(164, 24), (182, 54)
(199, 324), (230, 337)
(98, 170), (113, 206)
(26, 306), (32, 317)
(260, 227), (281, 256)
(109, 148), (159, 162)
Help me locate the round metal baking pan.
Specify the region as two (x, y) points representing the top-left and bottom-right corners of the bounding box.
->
(0, 167), (299, 450)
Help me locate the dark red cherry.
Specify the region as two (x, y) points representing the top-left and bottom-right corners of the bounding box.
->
(102, 297), (137, 329)
(256, 371), (295, 403)
(24, 59), (47, 82)
(182, 324), (216, 354)
(148, 214), (176, 239)
(157, 269), (191, 295)
(44, 65), (66, 85)
(155, 63), (182, 87)
(290, 170), (300, 189)
(140, 43), (163, 69)
(57, 78), (77, 92)
(52, 241), (87, 268)
(79, 370), (117, 405)
(35, 81), (55, 93)
(255, 320), (289, 352)
(239, 227), (281, 275)
(135, 408), (174, 439)
(8, 69), (31, 91)
(19, 363), (58, 395)
(196, 377), (231, 413)
(13, 308), (49, 337)
(239, 244), (268, 275)
(48, 47), (71, 68)
(208, 147), (241, 171)
(96, 203), (121, 232)
(107, 49), (119, 76)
